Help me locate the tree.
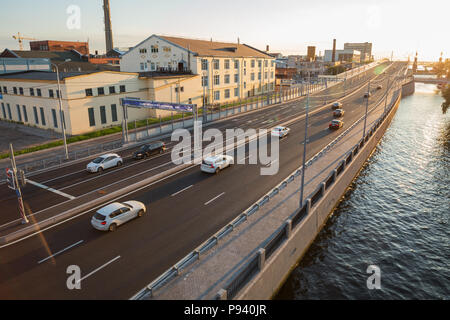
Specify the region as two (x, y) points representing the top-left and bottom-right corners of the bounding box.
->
(433, 60), (450, 79)
(442, 85), (450, 114)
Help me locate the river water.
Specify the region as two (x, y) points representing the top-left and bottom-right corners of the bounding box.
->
(275, 83), (449, 299)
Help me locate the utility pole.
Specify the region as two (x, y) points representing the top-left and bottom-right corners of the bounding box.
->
(8, 143), (29, 224)
(363, 80), (370, 140)
(384, 76), (390, 113)
(300, 75), (311, 208)
(52, 62), (71, 160)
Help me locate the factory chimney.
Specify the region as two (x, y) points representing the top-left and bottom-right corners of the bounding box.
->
(103, 0), (114, 53)
(332, 39), (336, 62)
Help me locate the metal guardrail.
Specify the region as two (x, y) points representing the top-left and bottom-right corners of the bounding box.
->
(130, 72), (406, 300)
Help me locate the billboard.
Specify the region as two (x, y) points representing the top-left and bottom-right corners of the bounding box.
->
(121, 98), (195, 113)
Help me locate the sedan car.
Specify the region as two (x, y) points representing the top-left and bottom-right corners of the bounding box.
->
(91, 201), (146, 232)
(86, 153), (123, 173)
(376, 85), (383, 90)
(201, 155), (234, 174)
(271, 126), (290, 138)
(333, 109), (345, 117)
(133, 141), (166, 160)
(364, 92), (372, 98)
(329, 119), (344, 130)
(331, 102), (342, 110)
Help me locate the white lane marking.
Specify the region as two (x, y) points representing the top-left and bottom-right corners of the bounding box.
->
(26, 179), (76, 200)
(265, 159), (279, 167)
(76, 255), (121, 284)
(204, 192), (225, 206)
(38, 240), (84, 264)
(171, 184), (194, 197)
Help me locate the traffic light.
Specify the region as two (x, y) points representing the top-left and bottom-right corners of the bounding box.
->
(6, 168), (15, 190)
(18, 170), (26, 187)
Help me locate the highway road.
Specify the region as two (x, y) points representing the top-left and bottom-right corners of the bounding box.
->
(0, 62), (406, 299)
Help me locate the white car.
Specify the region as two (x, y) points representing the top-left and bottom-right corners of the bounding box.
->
(91, 201), (146, 232)
(86, 153), (123, 173)
(271, 126), (290, 138)
(201, 155), (234, 174)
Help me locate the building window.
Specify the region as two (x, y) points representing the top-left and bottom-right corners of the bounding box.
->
(1, 103), (5, 119)
(214, 90), (220, 101)
(244, 68), (246, 76)
(174, 86), (184, 93)
(234, 60), (239, 69)
(224, 74), (230, 84)
(100, 106), (107, 124)
(52, 109), (58, 128)
(201, 59), (208, 71)
(56, 90), (60, 98)
(139, 48), (147, 54)
(16, 105), (22, 122)
(22, 105), (28, 122)
(49, 89), (54, 98)
(244, 61), (247, 67)
(258, 60), (262, 68)
(19, 87), (23, 95)
(151, 62), (156, 71)
(271, 61), (275, 67)
(7, 104), (12, 120)
(30, 88), (34, 96)
(225, 59), (230, 69)
(258, 72), (261, 80)
(251, 73), (255, 81)
(97, 87), (104, 95)
(88, 108), (95, 127)
(120, 85), (126, 93)
(40, 107), (46, 125)
(85, 88), (93, 96)
(140, 63), (145, 71)
(265, 60), (268, 67)
(234, 87), (239, 97)
(213, 59), (220, 70)
(265, 72), (268, 79)
(202, 76), (208, 87)
(2, 86), (7, 94)
(244, 82), (246, 89)
(224, 89), (230, 99)
(111, 104), (117, 122)
(37, 88), (41, 96)
(109, 86), (116, 94)
(234, 74), (239, 83)
(163, 46), (171, 52)
(13, 87), (17, 95)
(33, 106), (39, 124)
(151, 45), (158, 53)
(214, 75), (220, 85)
(251, 60), (255, 68)
(271, 72), (274, 79)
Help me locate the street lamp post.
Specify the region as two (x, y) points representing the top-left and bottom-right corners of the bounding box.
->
(363, 80), (370, 140)
(384, 75), (390, 113)
(300, 73), (311, 208)
(52, 62), (70, 160)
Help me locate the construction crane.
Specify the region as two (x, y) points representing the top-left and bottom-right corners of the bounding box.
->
(12, 32), (37, 50)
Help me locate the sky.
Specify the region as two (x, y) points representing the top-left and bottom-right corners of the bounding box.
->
(0, 0), (448, 61)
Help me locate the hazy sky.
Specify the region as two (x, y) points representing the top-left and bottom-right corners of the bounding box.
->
(1, 0), (448, 61)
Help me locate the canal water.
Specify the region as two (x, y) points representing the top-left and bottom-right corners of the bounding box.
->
(275, 83), (449, 299)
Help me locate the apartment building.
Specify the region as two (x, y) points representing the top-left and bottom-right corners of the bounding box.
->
(120, 35), (276, 105)
(0, 70), (196, 135)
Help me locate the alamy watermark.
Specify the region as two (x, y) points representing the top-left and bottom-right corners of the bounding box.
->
(366, 265), (381, 290)
(66, 5), (81, 30)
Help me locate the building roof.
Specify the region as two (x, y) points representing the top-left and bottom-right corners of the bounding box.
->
(159, 35), (273, 58)
(0, 49), (85, 62)
(0, 70), (102, 81)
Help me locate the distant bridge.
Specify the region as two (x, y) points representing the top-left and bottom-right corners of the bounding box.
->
(413, 76), (449, 85)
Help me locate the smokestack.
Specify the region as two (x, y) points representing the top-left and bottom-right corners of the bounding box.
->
(266, 45), (269, 52)
(237, 37), (240, 45)
(332, 39), (336, 62)
(103, 0), (114, 53)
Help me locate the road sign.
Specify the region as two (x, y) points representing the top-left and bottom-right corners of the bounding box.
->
(6, 168), (15, 190)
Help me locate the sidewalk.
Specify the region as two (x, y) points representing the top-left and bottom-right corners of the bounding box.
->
(137, 80), (401, 300)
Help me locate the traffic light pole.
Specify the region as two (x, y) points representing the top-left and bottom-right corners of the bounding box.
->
(9, 143), (29, 224)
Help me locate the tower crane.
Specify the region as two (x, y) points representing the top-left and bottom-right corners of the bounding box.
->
(12, 32), (37, 50)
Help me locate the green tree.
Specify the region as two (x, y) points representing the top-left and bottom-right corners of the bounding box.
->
(442, 85), (450, 114)
(433, 60), (450, 79)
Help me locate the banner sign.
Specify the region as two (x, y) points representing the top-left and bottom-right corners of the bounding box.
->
(121, 98), (195, 112)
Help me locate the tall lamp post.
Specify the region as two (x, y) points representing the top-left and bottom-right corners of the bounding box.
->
(52, 60), (71, 160)
(362, 80), (370, 140)
(300, 72), (311, 208)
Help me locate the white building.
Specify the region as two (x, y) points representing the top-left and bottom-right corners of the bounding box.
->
(120, 35), (276, 105)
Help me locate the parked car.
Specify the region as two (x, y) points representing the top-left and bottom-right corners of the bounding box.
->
(331, 102), (342, 109)
(333, 109), (345, 117)
(91, 201), (146, 232)
(86, 153), (123, 173)
(329, 119), (344, 130)
(133, 141), (166, 159)
(271, 126), (290, 138)
(201, 155), (234, 174)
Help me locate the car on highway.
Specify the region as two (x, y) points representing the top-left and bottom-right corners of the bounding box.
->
(133, 141), (166, 160)
(91, 201), (146, 232)
(331, 102), (342, 109)
(201, 155), (234, 174)
(329, 119), (344, 130)
(377, 85), (383, 90)
(86, 153), (123, 173)
(364, 92), (372, 98)
(333, 109), (345, 117)
(271, 126), (290, 138)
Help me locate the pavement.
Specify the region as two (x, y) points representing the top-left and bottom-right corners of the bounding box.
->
(0, 61), (405, 299)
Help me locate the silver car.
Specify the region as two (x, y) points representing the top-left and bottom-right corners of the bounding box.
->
(91, 201), (146, 232)
(86, 153), (123, 173)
